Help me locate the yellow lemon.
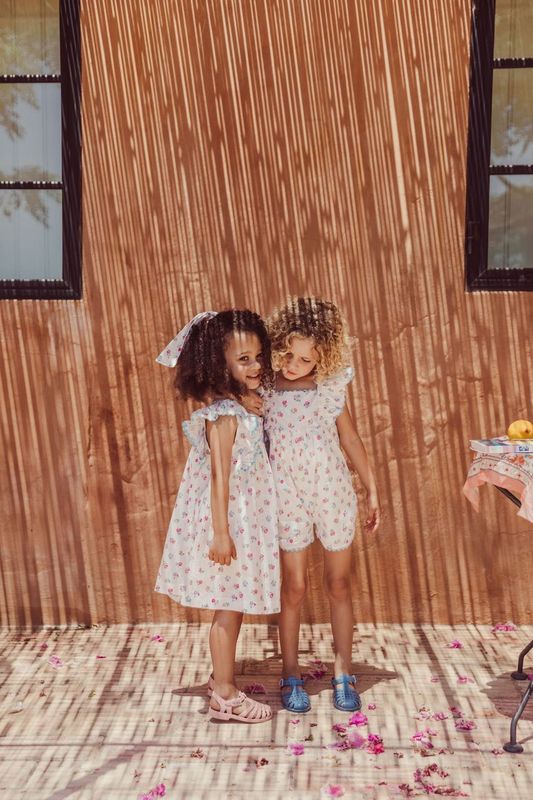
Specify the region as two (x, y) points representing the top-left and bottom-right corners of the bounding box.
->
(507, 419), (533, 439)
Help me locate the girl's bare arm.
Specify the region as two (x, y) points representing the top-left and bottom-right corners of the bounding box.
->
(336, 404), (380, 532)
(206, 415), (238, 564)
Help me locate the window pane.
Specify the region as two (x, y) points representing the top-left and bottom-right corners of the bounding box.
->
(490, 69), (533, 165)
(495, 0), (533, 59)
(488, 175), (533, 269)
(0, 83), (61, 181)
(0, 0), (60, 74)
(0, 189), (62, 279)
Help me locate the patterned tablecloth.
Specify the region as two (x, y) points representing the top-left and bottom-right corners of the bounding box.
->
(463, 453), (533, 524)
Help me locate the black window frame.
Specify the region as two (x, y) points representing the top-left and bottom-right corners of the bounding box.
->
(465, 0), (533, 291)
(0, 0), (81, 300)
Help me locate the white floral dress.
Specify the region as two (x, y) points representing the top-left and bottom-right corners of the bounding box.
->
(264, 368), (357, 552)
(155, 399), (280, 614)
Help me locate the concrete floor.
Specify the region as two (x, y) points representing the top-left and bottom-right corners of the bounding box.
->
(1, 622), (533, 799)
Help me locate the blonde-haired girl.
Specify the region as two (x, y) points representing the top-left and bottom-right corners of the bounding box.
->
(264, 297), (380, 714)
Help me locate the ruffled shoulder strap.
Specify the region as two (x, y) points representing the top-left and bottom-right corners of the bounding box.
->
(182, 399), (252, 448)
(317, 366), (354, 418)
(320, 366), (354, 389)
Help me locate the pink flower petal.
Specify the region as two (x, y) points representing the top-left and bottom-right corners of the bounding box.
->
(303, 668), (327, 680)
(432, 711), (449, 721)
(430, 675), (441, 683)
(138, 784), (166, 800)
(48, 655), (63, 669)
(455, 718), (476, 731)
(447, 639), (463, 649)
(414, 764), (449, 781)
(288, 742), (305, 756)
(150, 634), (165, 642)
(457, 675), (474, 684)
(320, 784), (345, 798)
(368, 702), (377, 710)
(411, 765), (473, 797)
(346, 730), (366, 749)
(491, 622), (517, 633)
(330, 740), (351, 751)
(415, 707), (433, 720)
(366, 733), (384, 754)
(332, 723), (347, 734)
(303, 659), (327, 680)
(348, 711), (368, 727)
(242, 683), (266, 694)
(398, 784), (415, 797)
(39, 643), (48, 651)
(96, 655), (106, 660)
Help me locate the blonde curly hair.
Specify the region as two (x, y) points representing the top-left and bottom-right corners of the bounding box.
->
(266, 296), (352, 382)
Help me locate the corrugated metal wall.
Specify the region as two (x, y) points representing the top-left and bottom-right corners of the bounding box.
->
(1, 0), (532, 627)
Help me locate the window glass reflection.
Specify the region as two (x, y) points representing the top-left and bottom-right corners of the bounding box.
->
(488, 175), (533, 269)
(490, 69), (533, 166)
(0, 0), (60, 74)
(0, 189), (62, 279)
(494, 0), (533, 59)
(0, 83), (61, 181)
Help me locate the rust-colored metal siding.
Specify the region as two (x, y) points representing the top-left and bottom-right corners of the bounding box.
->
(1, 0), (532, 627)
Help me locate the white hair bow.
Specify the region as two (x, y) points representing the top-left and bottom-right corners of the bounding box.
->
(156, 311), (218, 367)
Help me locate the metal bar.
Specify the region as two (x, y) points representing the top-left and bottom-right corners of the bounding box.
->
(0, 182), (63, 190)
(489, 165), (533, 175)
(0, 74), (61, 83)
(496, 486), (522, 508)
(511, 638), (533, 679)
(494, 58), (533, 68)
(464, 0), (495, 289)
(503, 680), (533, 753)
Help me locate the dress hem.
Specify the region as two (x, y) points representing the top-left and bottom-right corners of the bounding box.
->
(155, 587), (280, 615)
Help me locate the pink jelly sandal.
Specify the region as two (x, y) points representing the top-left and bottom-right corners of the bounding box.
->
(209, 690), (272, 723)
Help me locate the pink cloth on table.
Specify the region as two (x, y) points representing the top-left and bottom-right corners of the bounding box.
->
(463, 453), (533, 524)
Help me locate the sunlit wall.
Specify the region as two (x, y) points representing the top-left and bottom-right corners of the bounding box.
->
(1, 0), (532, 627)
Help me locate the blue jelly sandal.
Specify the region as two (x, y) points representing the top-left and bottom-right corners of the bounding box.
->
(279, 676), (311, 713)
(331, 674), (361, 712)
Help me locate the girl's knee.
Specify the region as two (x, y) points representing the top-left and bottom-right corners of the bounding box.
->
(282, 574), (307, 606)
(324, 573), (351, 601)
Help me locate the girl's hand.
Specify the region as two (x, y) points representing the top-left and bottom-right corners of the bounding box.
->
(240, 391), (264, 416)
(208, 534), (237, 566)
(364, 491), (381, 533)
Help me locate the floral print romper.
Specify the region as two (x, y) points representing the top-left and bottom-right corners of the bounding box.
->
(264, 368), (357, 552)
(155, 399), (280, 614)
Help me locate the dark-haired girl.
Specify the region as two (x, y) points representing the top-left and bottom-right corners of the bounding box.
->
(155, 310), (280, 723)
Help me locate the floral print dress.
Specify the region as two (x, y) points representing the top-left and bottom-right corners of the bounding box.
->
(264, 368), (357, 552)
(155, 399), (280, 614)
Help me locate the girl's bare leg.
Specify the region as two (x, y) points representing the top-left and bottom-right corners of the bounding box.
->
(209, 609), (243, 699)
(323, 546), (354, 676)
(209, 609), (271, 721)
(278, 548), (309, 678)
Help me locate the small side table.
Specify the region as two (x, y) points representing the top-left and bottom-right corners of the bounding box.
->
(464, 452), (533, 753)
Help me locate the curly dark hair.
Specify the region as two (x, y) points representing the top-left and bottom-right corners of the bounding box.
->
(174, 309), (273, 402)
